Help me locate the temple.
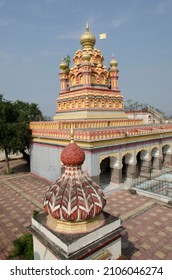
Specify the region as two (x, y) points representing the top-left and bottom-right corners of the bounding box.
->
(30, 24), (172, 189)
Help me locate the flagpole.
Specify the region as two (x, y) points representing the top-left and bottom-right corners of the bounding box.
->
(98, 32), (110, 69)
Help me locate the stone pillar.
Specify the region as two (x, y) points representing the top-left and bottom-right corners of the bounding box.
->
(152, 156), (161, 170)
(140, 159), (151, 175)
(151, 149), (161, 171)
(110, 157), (122, 184)
(163, 153), (172, 167)
(124, 154), (136, 180)
(127, 164), (137, 179)
(111, 168), (122, 184)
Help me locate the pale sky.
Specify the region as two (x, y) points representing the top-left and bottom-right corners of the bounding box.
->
(0, 0), (172, 117)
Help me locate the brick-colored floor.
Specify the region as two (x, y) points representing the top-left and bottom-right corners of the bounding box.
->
(0, 159), (172, 260)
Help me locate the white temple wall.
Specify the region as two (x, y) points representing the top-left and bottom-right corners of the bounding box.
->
(30, 143), (62, 182)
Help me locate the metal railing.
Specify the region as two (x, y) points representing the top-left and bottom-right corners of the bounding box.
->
(132, 166), (172, 198)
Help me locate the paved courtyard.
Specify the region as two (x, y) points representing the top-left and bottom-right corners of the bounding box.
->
(0, 159), (172, 260)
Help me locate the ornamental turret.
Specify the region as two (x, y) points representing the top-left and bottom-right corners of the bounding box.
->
(109, 55), (119, 90)
(59, 58), (69, 93)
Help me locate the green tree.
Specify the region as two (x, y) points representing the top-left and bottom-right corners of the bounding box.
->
(13, 100), (44, 163)
(64, 55), (71, 67)
(125, 99), (133, 110)
(0, 95), (44, 173)
(0, 95), (17, 173)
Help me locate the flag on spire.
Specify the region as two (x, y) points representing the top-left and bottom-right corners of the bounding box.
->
(99, 33), (107, 39)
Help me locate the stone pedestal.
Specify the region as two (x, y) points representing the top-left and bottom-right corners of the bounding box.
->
(30, 212), (124, 260)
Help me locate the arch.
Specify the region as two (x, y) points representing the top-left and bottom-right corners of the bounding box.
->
(105, 100), (109, 108)
(91, 74), (96, 84)
(89, 99), (94, 108)
(98, 99), (102, 108)
(136, 149), (149, 176)
(99, 157), (111, 185)
(76, 73), (83, 85)
(162, 144), (171, 154)
(81, 99), (85, 108)
(110, 156), (119, 168)
(75, 100), (79, 109)
(122, 153), (133, 182)
(151, 147), (159, 157)
(151, 147), (160, 170)
(99, 74), (105, 84)
(148, 115), (152, 124)
(162, 144), (172, 167)
(140, 149), (150, 160)
(95, 54), (102, 63)
(69, 74), (75, 87)
(119, 101), (123, 109)
(136, 151), (141, 176)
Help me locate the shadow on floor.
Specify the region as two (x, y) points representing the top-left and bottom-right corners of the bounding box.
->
(121, 231), (139, 260)
(0, 159), (30, 175)
(12, 161), (30, 173)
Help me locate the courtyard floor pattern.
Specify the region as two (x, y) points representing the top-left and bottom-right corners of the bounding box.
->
(0, 159), (172, 260)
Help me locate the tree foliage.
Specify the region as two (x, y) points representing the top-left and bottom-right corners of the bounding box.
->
(64, 55), (71, 67)
(8, 234), (33, 260)
(124, 98), (165, 116)
(0, 95), (44, 173)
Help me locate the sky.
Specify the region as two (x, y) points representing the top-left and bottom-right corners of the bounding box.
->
(0, 0), (172, 117)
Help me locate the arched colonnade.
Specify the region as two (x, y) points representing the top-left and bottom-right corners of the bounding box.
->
(99, 144), (172, 184)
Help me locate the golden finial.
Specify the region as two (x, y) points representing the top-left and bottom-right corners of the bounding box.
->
(80, 23), (96, 49)
(70, 124), (74, 143)
(110, 53), (118, 68)
(86, 22), (89, 31)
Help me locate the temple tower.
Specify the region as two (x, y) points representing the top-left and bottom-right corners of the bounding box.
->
(54, 24), (128, 120)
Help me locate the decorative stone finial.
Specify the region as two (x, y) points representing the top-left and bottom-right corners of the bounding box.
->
(44, 137), (106, 228)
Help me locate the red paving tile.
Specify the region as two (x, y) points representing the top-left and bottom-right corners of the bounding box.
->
(0, 159), (172, 260)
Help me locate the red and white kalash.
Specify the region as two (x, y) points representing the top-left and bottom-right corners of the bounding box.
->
(43, 129), (106, 234)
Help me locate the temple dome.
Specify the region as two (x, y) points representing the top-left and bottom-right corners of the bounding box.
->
(59, 58), (68, 71)
(80, 23), (96, 49)
(110, 55), (118, 69)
